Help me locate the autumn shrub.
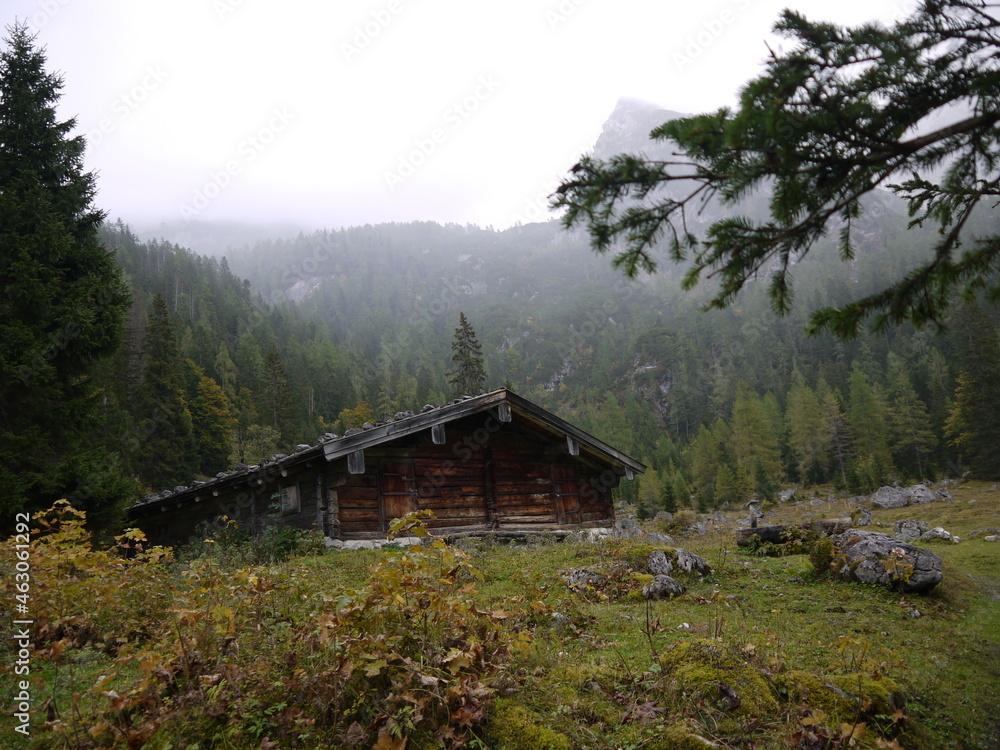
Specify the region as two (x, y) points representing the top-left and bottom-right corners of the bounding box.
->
(808, 537), (836, 577)
(27, 509), (520, 749)
(656, 507), (697, 534)
(1, 500), (175, 652)
(178, 516), (329, 569)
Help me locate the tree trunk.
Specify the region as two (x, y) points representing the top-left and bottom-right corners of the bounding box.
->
(736, 518), (852, 547)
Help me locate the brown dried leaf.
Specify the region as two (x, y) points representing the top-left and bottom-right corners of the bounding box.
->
(373, 731), (407, 750)
(342, 721), (368, 747)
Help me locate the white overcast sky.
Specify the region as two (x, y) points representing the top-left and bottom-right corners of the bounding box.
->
(6, 0), (916, 232)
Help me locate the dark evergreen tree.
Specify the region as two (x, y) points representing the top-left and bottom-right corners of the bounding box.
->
(190, 375), (237, 476)
(135, 293), (197, 489)
(785, 378), (830, 483)
(447, 312), (486, 396)
(0, 23), (131, 515)
(945, 303), (1000, 478)
(887, 355), (936, 479)
(260, 341), (292, 439)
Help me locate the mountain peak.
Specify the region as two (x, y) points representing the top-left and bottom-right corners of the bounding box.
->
(592, 98), (688, 160)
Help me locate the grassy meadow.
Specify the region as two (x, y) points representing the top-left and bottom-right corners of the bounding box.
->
(2, 483), (998, 749)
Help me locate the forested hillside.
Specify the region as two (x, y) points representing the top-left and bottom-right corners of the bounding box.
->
(66, 96), (990, 532)
(86, 223), (358, 514)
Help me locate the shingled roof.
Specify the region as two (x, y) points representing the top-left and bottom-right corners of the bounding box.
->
(132, 388), (645, 512)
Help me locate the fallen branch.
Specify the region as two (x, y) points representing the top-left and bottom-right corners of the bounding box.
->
(736, 518), (852, 548)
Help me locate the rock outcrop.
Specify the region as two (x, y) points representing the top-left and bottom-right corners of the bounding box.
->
(893, 520), (929, 541)
(870, 486), (909, 508)
(643, 575), (685, 600)
(832, 530), (943, 594)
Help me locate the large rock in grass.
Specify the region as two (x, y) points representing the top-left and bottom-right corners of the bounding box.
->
(870, 486), (909, 508)
(936, 487), (954, 502)
(614, 517), (643, 538)
(563, 568), (603, 593)
(907, 484), (936, 504)
(893, 519), (929, 541)
(920, 526), (960, 543)
(647, 547), (711, 578)
(643, 574), (685, 600)
(832, 530), (943, 594)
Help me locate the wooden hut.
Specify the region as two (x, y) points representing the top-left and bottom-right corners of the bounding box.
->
(128, 389), (645, 545)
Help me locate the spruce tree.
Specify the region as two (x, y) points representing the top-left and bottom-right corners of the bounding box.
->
(447, 312), (486, 396)
(260, 341), (292, 438)
(135, 293), (197, 489)
(190, 375), (237, 476)
(887, 356), (936, 479)
(945, 303), (1000, 478)
(0, 23), (131, 513)
(785, 379), (831, 483)
(821, 389), (852, 489)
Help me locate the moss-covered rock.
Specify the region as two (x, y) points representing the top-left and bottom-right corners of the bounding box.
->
(629, 572), (655, 586)
(615, 543), (675, 570)
(483, 699), (572, 750)
(659, 638), (778, 717)
(615, 544), (712, 578)
(645, 721), (722, 748)
(774, 670), (857, 716)
(774, 669), (905, 720)
(827, 673), (905, 716)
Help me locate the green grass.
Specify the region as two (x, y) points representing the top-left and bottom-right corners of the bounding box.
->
(458, 482), (1000, 749)
(3, 483), (998, 749)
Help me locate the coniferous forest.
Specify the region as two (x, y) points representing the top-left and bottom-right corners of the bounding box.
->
(58, 202), (998, 531)
(2, 17), (998, 536)
(5, 8), (1000, 749)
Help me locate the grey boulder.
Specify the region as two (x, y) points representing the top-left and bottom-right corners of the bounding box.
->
(832, 530), (943, 594)
(647, 548), (712, 578)
(893, 519), (929, 542)
(870, 486), (909, 508)
(907, 484), (936, 504)
(643, 575), (685, 600)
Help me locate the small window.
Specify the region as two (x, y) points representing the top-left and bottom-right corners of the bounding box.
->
(279, 485), (300, 514)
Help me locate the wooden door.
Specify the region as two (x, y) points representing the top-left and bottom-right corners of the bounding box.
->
(379, 459), (417, 530)
(552, 465), (581, 525)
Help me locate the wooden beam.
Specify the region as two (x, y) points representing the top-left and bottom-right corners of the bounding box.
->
(431, 424), (447, 445)
(497, 402), (512, 423)
(348, 450), (366, 475)
(566, 436), (579, 456)
(624, 467), (634, 481)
